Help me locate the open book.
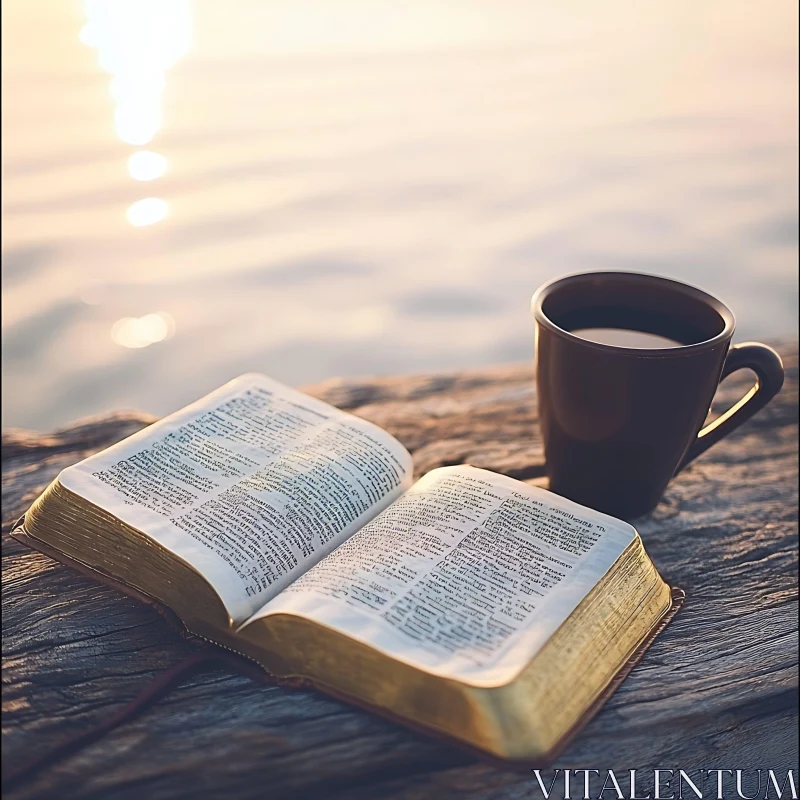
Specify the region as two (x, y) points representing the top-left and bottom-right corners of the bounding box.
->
(16, 374), (679, 762)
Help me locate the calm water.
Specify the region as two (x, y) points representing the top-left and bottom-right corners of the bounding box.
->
(2, 0), (798, 430)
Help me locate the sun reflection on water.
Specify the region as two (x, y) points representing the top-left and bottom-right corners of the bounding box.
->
(80, 0), (191, 146)
(80, 0), (190, 227)
(111, 313), (176, 349)
(126, 197), (169, 226)
(128, 150), (167, 181)
(79, 0), (188, 345)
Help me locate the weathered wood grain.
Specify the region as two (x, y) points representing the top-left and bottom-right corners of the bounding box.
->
(2, 340), (798, 800)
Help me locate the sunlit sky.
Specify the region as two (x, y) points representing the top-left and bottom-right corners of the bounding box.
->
(2, 0), (797, 429)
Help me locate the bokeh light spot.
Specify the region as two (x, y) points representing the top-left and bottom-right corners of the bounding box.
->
(126, 197), (168, 226)
(128, 150), (167, 181)
(111, 312), (176, 348)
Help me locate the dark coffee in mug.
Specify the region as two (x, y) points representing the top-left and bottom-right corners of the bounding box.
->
(531, 272), (784, 519)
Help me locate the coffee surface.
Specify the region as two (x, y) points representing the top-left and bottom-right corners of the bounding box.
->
(571, 328), (683, 349)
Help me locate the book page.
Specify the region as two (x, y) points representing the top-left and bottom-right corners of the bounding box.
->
(58, 374), (413, 624)
(255, 465), (636, 683)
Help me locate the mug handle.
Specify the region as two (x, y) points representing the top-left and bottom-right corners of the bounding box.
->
(676, 342), (784, 473)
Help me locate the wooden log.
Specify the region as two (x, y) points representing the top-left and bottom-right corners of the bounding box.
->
(2, 339), (798, 800)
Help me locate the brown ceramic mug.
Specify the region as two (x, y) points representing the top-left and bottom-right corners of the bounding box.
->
(532, 272), (784, 519)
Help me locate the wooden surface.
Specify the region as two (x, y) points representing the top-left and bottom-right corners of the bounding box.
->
(3, 339), (798, 800)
